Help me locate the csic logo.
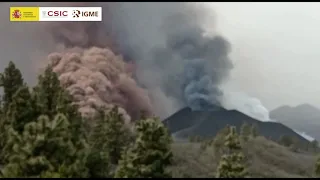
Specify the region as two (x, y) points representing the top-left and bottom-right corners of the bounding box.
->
(72, 10), (99, 18)
(12, 9), (22, 19)
(42, 10), (68, 17)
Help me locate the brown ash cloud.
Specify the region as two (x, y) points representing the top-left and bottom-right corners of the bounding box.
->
(0, 2), (233, 120)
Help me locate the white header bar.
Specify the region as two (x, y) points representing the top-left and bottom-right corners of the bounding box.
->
(39, 7), (102, 21)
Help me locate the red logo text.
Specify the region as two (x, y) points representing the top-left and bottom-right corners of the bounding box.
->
(45, 11), (68, 17)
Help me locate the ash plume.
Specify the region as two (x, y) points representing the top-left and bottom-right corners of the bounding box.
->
(43, 2), (154, 120)
(0, 2), (154, 120)
(165, 19), (232, 111)
(1, 2), (234, 120)
(49, 47), (152, 120)
(105, 3), (233, 115)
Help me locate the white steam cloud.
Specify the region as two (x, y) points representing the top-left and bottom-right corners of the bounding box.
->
(221, 91), (273, 122)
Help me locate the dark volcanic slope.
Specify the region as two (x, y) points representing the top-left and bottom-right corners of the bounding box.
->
(163, 107), (309, 144)
(270, 104), (320, 141)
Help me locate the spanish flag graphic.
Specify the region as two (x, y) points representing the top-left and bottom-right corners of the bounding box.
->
(10, 7), (39, 22)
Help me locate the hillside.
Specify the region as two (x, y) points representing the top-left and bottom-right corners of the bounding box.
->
(0, 61), (319, 178)
(169, 137), (316, 178)
(270, 104), (320, 141)
(163, 107), (310, 144)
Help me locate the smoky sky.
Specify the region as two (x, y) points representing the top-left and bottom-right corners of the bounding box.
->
(0, 2), (234, 118)
(2, 2), (320, 119)
(105, 2), (233, 114)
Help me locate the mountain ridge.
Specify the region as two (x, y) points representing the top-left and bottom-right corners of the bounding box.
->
(163, 107), (310, 144)
(270, 103), (320, 141)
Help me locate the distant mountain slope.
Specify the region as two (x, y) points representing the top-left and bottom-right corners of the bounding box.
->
(163, 107), (309, 144)
(170, 137), (316, 178)
(270, 104), (320, 141)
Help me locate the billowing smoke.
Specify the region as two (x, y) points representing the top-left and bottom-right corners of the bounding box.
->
(105, 3), (233, 116)
(1, 2), (235, 120)
(49, 47), (152, 120)
(164, 17), (232, 111)
(0, 2), (154, 120)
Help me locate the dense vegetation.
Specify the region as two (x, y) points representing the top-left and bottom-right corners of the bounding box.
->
(0, 61), (319, 178)
(0, 62), (173, 178)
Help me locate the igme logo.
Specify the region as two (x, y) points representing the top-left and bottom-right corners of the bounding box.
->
(82, 11), (99, 17)
(72, 9), (99, 18)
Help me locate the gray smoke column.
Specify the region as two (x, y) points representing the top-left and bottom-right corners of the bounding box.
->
(105, 3), (233, 114)
(165, 15), (232, 110)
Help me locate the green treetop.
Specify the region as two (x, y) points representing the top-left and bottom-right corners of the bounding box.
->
(216, 126), (248, 178)
(115, 117), (173, 178)
(0, 61), (24, 111)
(1, 114), (89, 178)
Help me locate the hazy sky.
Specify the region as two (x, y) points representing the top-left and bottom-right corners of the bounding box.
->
(1, 2), (320, 112)
(203, 2), (320, 110)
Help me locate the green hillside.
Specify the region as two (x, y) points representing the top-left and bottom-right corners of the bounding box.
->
(170, 137), (316, 178)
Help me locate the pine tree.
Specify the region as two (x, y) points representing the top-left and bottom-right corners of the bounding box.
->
(32, 66), (85, 146)
(91, 107), (132, 164)
(0, 94), (3, 114)
(56, 88), (86, 148)
(314, 155), (320, 177)
(32, 66), (67, 118)
(213, 125), (231, 156)
(214, 125), (231, 147)
(310, 140), (319, 152)
(0, 85), (34, 164)
(1, 114), (89, 178)
(7, 85), (34, 133)
(86, 149), (110, 178)
(0, 62), (25, 157)
(216, 126), (248, 178)
(0, 61), (24, 111)
(250, 124), (258, 138)
(114, 117), (173, 178)
(0, 61), (28, 164)
(240, 122), (251, 142)
(0, 114), (7, 164)
(87, 107), (133, 177)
